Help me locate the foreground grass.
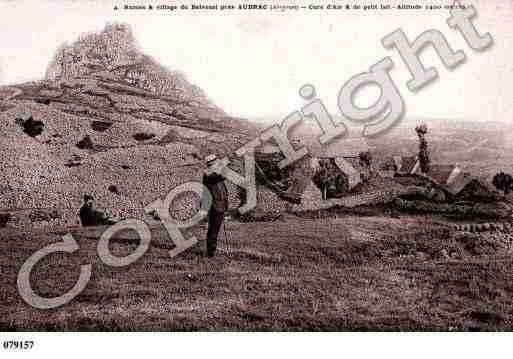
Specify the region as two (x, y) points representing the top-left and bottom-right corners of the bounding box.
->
(1, 215), (513, 331)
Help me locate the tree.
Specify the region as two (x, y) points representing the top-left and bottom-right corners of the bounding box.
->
(0, 212), (10, 228)
(358, 151), (372, 168)
(415, 123), (430, 174)
(358, 151), (373, 182)
(312, 159), (329, 200)
(492, 172), (513, 195)
(312, 159), (348, 200)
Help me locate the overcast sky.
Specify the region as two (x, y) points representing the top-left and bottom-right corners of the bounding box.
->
(0, 0), (511, 123)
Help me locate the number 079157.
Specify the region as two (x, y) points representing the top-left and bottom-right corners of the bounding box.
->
(3, 340), (34, 350)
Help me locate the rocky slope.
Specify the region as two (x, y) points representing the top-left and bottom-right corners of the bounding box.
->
(0, 23), (257, 227)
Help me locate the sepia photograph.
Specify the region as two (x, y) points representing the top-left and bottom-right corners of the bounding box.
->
(1, 0), (513, 352)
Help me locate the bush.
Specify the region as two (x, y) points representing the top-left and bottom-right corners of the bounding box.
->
(133, 132), (156, 141)
(16, 116), (45, 137)
(312, 158), (348, 199)
(35, 98), (51, 105)
(0, 213), (10, 227)
(358, 151), (372, 168)
(108, 185), (120, 194)
(492, 172), (513, 195)
(91, 121), (113, 132)
(76, 135), (94, 150)
(457, 179), (501, 203)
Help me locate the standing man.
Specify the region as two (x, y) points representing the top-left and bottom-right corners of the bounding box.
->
(201, 154), (228, 257)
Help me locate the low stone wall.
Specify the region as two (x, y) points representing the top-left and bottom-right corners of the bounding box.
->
(291, 186), (413, 212)
(452, 222), (513, 233)
(393, 198), (512, 219)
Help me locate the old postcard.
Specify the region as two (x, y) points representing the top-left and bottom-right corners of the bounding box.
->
(0, 0), (512, 355)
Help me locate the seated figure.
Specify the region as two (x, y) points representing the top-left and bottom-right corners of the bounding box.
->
(79, 194), (117, 227)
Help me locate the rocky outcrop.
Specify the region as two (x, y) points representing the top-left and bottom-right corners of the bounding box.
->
(0, 23), (256, 228)
(44, 23), (226, 120)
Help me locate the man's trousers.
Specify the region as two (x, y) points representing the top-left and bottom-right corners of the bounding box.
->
(206, 209), (225, 257)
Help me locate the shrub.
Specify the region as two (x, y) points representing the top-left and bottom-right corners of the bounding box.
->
(133, 132), (156, 141)
(76, 135), (94, 150)
(358, 151), (372, 168)
(91, 121), (113, 132)
(108, 185), (120, 194)
(312, 158), (348, 199)
(380, 157), (397, 171)
(64, 161), (82, 168)
(0, 213), (10, 227)
(492, 172), (513, 195)
(35, 98), (51, 105)
(16, 116), (45, 137)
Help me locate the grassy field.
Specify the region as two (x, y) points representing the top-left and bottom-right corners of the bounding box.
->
(2, 214), (513, 331)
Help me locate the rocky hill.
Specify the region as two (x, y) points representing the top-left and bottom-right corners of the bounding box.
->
(0, 23), (257, 227)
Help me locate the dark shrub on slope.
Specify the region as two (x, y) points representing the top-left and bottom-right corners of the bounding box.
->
(76, 135), (94, 150)
(133, 132), (156, 141)
(0, 213), (10, 227)
(91, 121), (113, 132)
(16, 116), (45, 137)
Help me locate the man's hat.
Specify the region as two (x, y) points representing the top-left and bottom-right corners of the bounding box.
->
(83, 194), (94, 202)
(205, 154), (217, 164)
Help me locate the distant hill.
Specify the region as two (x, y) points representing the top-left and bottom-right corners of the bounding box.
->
(367, 118), (512, 180)
(254, 114), (512, 177)
(252, 113), (513, 191)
